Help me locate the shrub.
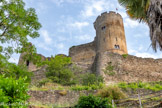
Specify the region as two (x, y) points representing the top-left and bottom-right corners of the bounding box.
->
(118, 82), (162, 91)
(45, 55), (76, 85)
(103, 63), (115, 76)
(82, 73), (104, 86)
(71, 83), (104, 91)
(37, 79), (52, 87)
(0, 75), (29, 108)
(75, 94), (112, 108)
(0, 54), (32, 83)
(97, 86), (127, 101)
(122, 54), (128, 58)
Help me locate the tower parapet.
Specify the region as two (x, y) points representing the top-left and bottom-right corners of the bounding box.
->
(94, 11), (128, 54)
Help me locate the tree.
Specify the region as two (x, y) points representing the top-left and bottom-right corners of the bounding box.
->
(45, 55), (76, 85)
(118, 0), (162, 52)
(0, 0), (41, 56)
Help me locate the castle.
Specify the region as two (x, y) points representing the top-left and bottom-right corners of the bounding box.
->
(18, 11), (162, 83)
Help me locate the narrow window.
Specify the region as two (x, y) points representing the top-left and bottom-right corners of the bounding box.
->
(114, 45), (120, 49)
(101, 26), (106, 30)
(26, 60), (30, 67)
(116, 37), (118, 41)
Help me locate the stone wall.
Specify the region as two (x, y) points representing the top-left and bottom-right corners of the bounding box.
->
(69, 42), (96, 63)
(95, 52), (162, 84)
(28, 90), (97, 106)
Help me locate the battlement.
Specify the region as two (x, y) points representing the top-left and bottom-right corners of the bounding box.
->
(94, 11), (123, 30)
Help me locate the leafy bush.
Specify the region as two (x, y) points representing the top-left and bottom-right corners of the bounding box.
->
(45, 55), (75, 85)
(0, 54), (32, 83)
(71, 83), (104, 91)
(0, 75), (29, 108)
(97, 86), (127, 101)
(75, 94), (112, 108)
(82, 73), (104, 86)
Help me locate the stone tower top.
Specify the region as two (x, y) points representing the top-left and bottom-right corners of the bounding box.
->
(94, 11), (123, 30)
(94, 11), (128, 54)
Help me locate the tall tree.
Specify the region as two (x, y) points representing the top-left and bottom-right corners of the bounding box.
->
(118, 0), (162, 52)
(0, 0), (41, 56)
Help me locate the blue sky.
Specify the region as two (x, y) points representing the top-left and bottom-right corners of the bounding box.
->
(9, 0), (162, 63)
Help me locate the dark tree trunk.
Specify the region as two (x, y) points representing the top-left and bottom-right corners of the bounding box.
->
(147, 0), (162, 52)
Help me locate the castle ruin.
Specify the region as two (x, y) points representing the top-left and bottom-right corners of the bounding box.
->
(18, 11), (162, 83)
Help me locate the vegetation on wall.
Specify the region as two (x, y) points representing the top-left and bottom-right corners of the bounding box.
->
(103, 63), (115, 76)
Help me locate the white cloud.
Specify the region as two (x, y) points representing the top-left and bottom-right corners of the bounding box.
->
(81, 0), (111, 18)
(75, 34), (93, 41)
(69, 22), (89, 29)
(124, 18), (139, 28)
(135, 53), (159, 59)
(9, 58), (19, 64)
(54, 43), (65, 49)
(40, 30), (52, 44)
(37, 43), (52, 51)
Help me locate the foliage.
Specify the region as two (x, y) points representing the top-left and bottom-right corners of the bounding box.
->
(103, 63), (115, 76)
(74, 94), (112, 108)
(45, 55), (75, 85)
(37, 79), (52, 87)
(82, 73), (104, 86)
(97, 86), (127, 101)
(122, 54), (128, 58)
(0, 0), (41, 56)
(118, 82), (162, 91)
(0, 75), (29, 108)
(0, 54), (32, 82)
(118, 0), (150, 22)
(71, 83), (104, 91)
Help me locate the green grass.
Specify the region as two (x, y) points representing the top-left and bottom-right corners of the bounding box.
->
(70, 83), (104, 91)
(118, 81), (162, 91)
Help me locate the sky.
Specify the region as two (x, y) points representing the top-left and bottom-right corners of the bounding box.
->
(9, 0), (162, 63)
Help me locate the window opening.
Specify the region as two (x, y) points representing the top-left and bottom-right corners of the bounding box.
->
(114, 45), (120, 49)
(101, 26), (106, 30)
(26, 60), (30, 67)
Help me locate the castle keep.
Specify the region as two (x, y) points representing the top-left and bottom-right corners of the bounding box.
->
(18, 11), (162, 83)
(69, 11), (127, 62)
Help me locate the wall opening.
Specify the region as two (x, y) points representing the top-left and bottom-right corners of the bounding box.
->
(101, 26), (106, 30)
(26, 60), (30, 67)
(115, 45), (120, 49)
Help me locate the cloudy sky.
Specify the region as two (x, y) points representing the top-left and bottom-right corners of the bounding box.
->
(10, 0), (162, 63)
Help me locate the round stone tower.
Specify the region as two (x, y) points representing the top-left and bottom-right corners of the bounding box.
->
(94, 11), (128, 54)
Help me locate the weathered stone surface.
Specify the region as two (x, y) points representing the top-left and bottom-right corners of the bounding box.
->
(99, 52), (162, 83)
(28, 90), (97, 106)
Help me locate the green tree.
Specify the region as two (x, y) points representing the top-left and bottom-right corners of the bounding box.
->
(0, 0), (41, 56)
(118, 0), (162, 52)
(45, 55), (75, 85)
(0, 54), (32, 83)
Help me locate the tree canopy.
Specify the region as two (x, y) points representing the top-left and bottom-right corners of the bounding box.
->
(0, 0), (41, 56)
